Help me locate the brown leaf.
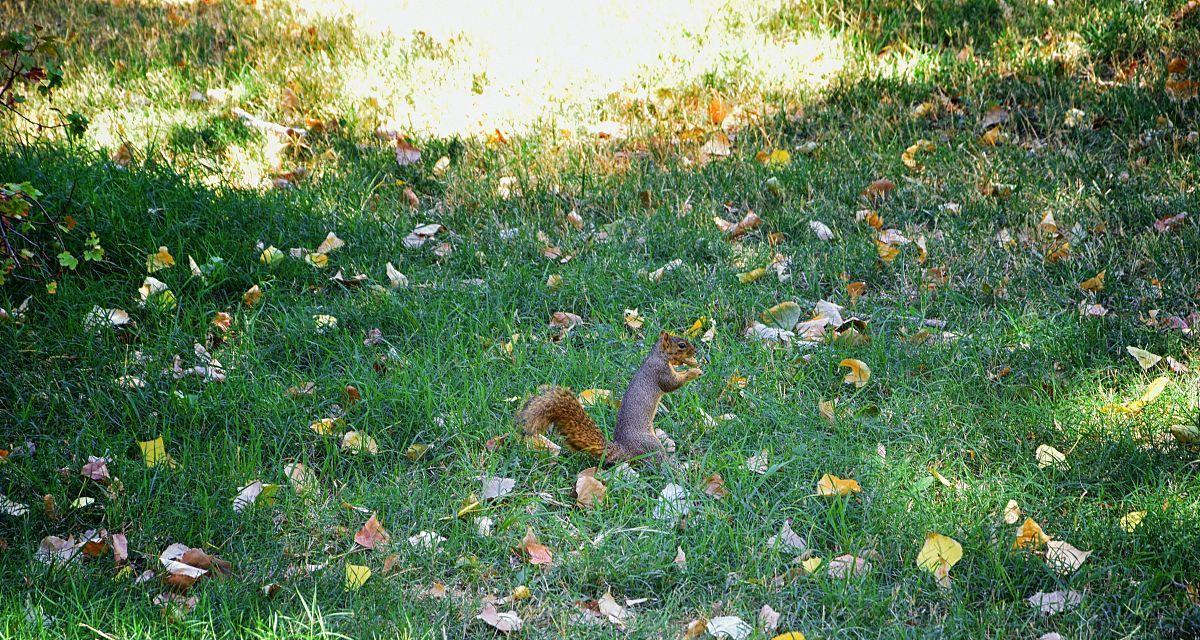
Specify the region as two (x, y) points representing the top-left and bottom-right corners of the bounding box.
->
(861, 178), (895, 201)
(520, 528), (553, 566)
(703, 473), (729, 499)
(355, 514), (391, 550)
(81, 456), (110, 482)
(575, 469), (607, 508)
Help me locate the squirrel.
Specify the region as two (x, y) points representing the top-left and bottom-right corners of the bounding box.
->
(519, 332), (703, 465)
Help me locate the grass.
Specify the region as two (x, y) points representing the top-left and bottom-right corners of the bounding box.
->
(1, 0), (1199, 638)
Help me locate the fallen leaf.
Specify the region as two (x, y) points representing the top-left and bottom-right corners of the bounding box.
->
(1003, 500), (1021, 524)
(241, 284), (263, 307)
(1014, 518), (1050, 549)
(1101, 376), (1170, 414)
(816, 474), (861, 497)
(477, 603), (522, 633)
(146, 246), (175, 273)
(1119, 511), (1145, 532)
(1028, 590), (1082, 615)
(1079, 270), (1105, 292)
(284, 462), (317, 495)
(703, 473), (729, 499)
(809, 220), (835, 241)
(575, 469), (606, 508)
(550, 311), (584, 331)
(839, 359), (871, 388)
(737, 267), (767, 284)
(84, 307), (131, 330)
(37, 535), (81, 564)
(138, 437), (177, 468)
(861, 178), (895, 201)
(385, 262), (408, 288)
(597, 590), (628, 627)
(653, 483), (691, 521)
(767, 520), (807, 553)
(395, 139), (421, 166)
(1035, 444), (1068, 469)
(1045, 540), (1091, 574)
(341, 431), (378, 455)
(1153, 212), (1188, 233)
(707, 616), (752, 640)
(916, 532), (963, 587)
(481, 477), (516, 500)
(827, 553), (871, 578)
(355, 514), (391, 549)
(520, 528), (553, 566)
(1, 495), (29, 516)
(407, 531), (445, 551)
(316, 232), (345, 254)
(1126, 346), (1162, 370)
(81, 456), (110, 482)
(345, 564), (371, 590)
(746, 450), (769, 474)
(624, 308), (645, 330)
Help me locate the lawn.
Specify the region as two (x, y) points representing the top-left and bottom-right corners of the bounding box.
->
(1, 1), (1198, 638)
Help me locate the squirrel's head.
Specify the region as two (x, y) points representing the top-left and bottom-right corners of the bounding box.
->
(657, 331), (698, 366)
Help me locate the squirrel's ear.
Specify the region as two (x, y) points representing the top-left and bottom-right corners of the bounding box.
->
(658, 331), (671, 348)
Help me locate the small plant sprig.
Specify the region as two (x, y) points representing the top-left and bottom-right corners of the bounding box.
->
(1, 27), (87, 135)
(1, 181), (102, 289)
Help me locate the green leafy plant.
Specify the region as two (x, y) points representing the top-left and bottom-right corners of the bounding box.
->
(1, 28), (87, 135)
(0, 181), (103, 288)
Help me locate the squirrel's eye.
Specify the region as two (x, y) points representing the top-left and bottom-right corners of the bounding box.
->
(677, 341), (687, 349)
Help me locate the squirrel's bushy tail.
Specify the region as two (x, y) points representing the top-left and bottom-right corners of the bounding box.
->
(519, 385), (611, 458)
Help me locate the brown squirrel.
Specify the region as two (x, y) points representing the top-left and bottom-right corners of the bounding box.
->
(520, 332), (702, 465)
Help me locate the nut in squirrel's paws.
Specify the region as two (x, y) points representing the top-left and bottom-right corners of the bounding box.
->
(683, 367), (703, 381)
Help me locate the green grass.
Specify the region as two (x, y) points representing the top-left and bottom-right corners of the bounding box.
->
(1, 0), (1199, 638)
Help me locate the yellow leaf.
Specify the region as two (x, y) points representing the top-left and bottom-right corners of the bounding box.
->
(1035, 444), (1068, 469)
(1014, 518), (1050, 549)
(1119, 511), (1145, 533)
(1038, 212), (1058, 235)
(1101, 376), (1170, 414)
(816, 474), (861, 497)
(146, 246), (175, 273)
(800, 557), (822, 574)
(916, 532), (963, 573)
(771, 633), (806, 640)
(839, 359), (871, 388)
(757, 149), (791, 167)
(243, 284), (262, 307)
(981, 127), (1002, 146)
(929, 467), (952, 487)
(874, 238), (900, 263)
(310, 417), (345, 435)
(345, 564), (371, 590)
(137, 437), (177, 469)
(578, 389), (613, 407)
(342, 431), (378, 455)
(259, 246), (284, 266)
(306, 252), (329, 268)
(1003, 499), (1021, 525)
(623, 309), (644, 330)
(316, 232), (345, 254)
(1126, 346), (1162, 370)
(546, 274), (562, 290)
(1079, 270), (1105, 292)
(683, 317), (707, 339)
(738, 267), (767, 283)
(817, 400), (835, 423)
(1045, 241), (1070, 263)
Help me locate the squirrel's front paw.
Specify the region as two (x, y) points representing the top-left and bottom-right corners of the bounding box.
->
(683, 367), (703, 382)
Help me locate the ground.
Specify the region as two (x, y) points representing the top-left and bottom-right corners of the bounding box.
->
(1, 0), (1198, 638)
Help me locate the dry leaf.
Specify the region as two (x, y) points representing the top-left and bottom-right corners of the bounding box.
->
(653, 483), (690, 521)
(746, 450), (769, 474)
(1014, 518), (1050, 549)
(759, 604), (780, 632)
(1003, 499), (1021, 524)
(481, 477), (516, 500)
(862, 178), (895, 201)
(138, 437), (177, 468)
(341, 431), (378, 455)
(703, 473), (729, 499)
(243, 285), (262, 307)
(575, 469), (607, 508)
(1028, 590), (1082, 615)
(623, 308), (645, 330)
(1126, 346), (1162, 370)
(81, 456), (110, 482)
(827, 553), (871, 578)
(1045, 540), (1091, 575)
(520, 528), (553, 566)
(1035, 444), (1068, 469)
(1079, 270), (1105, 292)
(767, 520), (807, 553)
(477, 603), (522, 633)
(316, 232), (345, 254)
(146, 246), (175, 273)
(916, 532), (963, 588)
(707, 616), (752, 640)
(284, 462), (317, 495)
(1119, 511), (1145, 532)
(839, 359), (871, 387)
(816, 474), (861, 497)
(354, 514), (391, 549)
(395, 139), (421, 166)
